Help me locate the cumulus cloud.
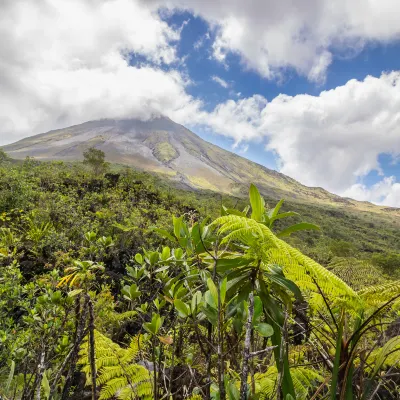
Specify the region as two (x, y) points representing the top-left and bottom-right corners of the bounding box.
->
(0, 0), (201, 144)
(211, 76), (229, 88)
(344, 177), (400, 207)
(149, 0), (400, 81)
(194, 72), (400, 203)
(2, 0), (400, 205)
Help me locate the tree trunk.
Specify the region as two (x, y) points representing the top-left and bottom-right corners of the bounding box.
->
(59, 296), (89, 400)
(217, 279), (226, 400)
(277, 311), (288, 400)
(205, 322), (212, 400)
(34, 349), (46, 400)
(88, 299), (97, 400)
(240, 292), (254, 400)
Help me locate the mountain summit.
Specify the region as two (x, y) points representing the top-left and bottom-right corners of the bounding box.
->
(2, 117), (394, 214)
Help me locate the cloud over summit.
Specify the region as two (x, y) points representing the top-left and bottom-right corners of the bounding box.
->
(1, 0), (400, 205)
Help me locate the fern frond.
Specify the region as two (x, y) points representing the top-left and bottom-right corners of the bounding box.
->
(368, 336), (400, 375)
(328, 257), (386, 291)
(79, 330), (152, 400)
(254, 366), (324, 399)
(213, 215), (360, 310)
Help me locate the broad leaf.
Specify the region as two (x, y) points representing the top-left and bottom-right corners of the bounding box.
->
(268, 199), (284, 219)
(220, 277), (227, 305)
(68, 288), (83, 297)
(215, 256), (250, 274)
(249, 183), (265, 221)
(134, 253), (143, 264)
(174, 299), (190, 318)
(255, 322), (274, 337)
(277, 222), (320, 237)
(154, 228), (176, 242)
(252, 295), (263, 325)
(191, 291), (202, 315)
(207, 278), (219, 306)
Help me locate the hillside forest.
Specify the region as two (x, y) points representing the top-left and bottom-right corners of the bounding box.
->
(1, 148), (400, 399)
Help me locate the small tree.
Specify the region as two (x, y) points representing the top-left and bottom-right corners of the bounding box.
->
(0, 149), (10, 164)
(83, 147), (109, 176)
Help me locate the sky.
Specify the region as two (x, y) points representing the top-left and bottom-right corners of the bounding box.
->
(1, 0), (400, 206)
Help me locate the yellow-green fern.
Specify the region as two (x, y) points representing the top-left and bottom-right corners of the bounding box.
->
(254, 366), (324, 399)
(213, 215), (360, 309)
(79, 330), (152, 400)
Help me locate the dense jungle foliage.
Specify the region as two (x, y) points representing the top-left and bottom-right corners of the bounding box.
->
(1, 150), (400, 399)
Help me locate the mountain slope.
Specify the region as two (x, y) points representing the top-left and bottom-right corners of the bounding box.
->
(3, 116), (398, 216)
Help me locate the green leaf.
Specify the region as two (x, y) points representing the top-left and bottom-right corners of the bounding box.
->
(156, 316), (164, 333)
(144, 313), (163, 335)
(68, 288), (83, 297)
(249, 183), (265, 221)
(252, 296), (263, 325)
(51, 291), (62, 304)
(161, 246), (171, 261)
(215, 256), (250, 274)
(113, 222), (134, 232)
(173, 216), (186, 239)
(224, 208), (247, 217)
(268, 199), (284, 219)
(202, 304), (218, 325)
(134, 253), (143, 264)
(173, 248), (183, 260)
(122, 284), (141, 301)
(271, 211), (299, 222)
(205, 290), (217, 309)
(268, 265), (302, 299)
(277, 222), (320, 237)
(191, 291), (202, 315)
(148, 251), (159, 266)
(207, 278), (218, 306)
(42, 370), (50, 399)
(220, 277), (227, 305)
(255, 323), (274, 337)
(242, 205), (250, 216)
(154, 228), (176, 242)
(191, 223), (206, 254)
(5, 360), (15, 392)
(174, 299), (190, 318)
(226, 377), (240, 399)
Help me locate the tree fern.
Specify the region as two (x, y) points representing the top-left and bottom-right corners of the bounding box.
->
(79, 330), (152, 399)
(328, 257), (386, 290)
(358, 280), (400, 308)
(254, 366), (324, 399)
(213, 215), (360, 309)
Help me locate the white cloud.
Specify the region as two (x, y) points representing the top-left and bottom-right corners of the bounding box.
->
(2, 0), (400, 206)
(344, 177), (400, 207)
(148, 0), (400, 82)
(0, 0), (201, 145)
(193, 72), (400, 204)
(211, 75), (229, 88)
(193, 32), (210, 50)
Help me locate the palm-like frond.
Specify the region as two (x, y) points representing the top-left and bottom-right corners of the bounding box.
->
(254, 366), (324, 399)
(357, 280), (400, 312)
(79, 330), (152, 399)
(328, 257), (386, 290)
(213, 215), (360, 309)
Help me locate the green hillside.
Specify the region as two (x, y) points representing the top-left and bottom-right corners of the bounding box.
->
(5, 117), (400, 219)
(1, 155), (400, 399)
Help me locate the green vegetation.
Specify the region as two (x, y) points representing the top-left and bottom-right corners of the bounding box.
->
(144, 132), (179, 163)
(83, 148), (110, 176)
(1, 151), (400, 399)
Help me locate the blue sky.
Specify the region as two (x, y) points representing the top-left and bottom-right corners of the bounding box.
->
(161, 12), (400, 191)
(2, 0), (400, 205)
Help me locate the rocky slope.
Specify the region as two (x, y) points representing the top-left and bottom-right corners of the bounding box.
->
(4, 116), (399, 216)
